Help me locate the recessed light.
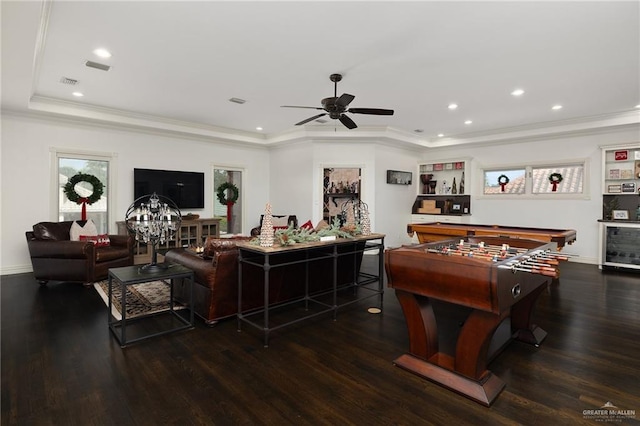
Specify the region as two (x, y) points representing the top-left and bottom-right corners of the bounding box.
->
(437, 133), (444, 137)
(448, 103), (458, 110)
(552, 105), (563, 110)
(256, 127), (263, 131)
(635, 104), (640, 109)
(511, 89), (525, 96)
(72, 92), (84, 97)
(93, 48), (112, 58)
(464, 120), (473, 125)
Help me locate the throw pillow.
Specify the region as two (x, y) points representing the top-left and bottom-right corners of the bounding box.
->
(79, 234), (111, 247)
(70, 219), (98, 241)
(300, 220), (314, 230)
(271, 216), (290, 228)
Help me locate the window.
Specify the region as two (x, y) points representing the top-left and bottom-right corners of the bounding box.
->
(56, 154), (111, 233)
(482, 161), (587, 197)
(213, 168), (243, 234)
(484, 169), (526, 194)
(531, 165), (584, 194)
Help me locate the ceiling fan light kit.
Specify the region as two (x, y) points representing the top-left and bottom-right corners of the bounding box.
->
(282, 73), (394, 129)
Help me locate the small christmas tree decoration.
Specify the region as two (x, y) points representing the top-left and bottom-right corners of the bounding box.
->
(360, 204), (371, 236)
(259, 202), (275, 247)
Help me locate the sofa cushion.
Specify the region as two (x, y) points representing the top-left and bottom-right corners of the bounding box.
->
(33, 221), (74, 241)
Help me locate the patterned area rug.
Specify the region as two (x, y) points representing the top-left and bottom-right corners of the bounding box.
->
(94, 279), (185, 320)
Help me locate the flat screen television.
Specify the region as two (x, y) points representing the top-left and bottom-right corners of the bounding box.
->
(134, 168), (205, 209)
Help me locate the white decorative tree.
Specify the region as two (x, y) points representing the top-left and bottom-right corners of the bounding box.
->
(259, 202), (275, 247)
(360, 204), (371, 236)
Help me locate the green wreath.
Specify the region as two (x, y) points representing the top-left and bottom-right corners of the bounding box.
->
(548, 173), (563, 183)
(497, 174), (510, 185)
(63, 173), (104, 204)
(216, 182), (239, 204)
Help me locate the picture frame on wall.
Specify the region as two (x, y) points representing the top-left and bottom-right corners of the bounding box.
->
(608, 184), (622, 193)
(386, 170), (412, 185)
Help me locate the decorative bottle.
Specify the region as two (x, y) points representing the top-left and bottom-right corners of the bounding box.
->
(459, 172), (465, 195)
(452, 177), (457, 194)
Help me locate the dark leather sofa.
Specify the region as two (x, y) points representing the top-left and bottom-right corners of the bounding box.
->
(26, 220), (134, 286)
(164, 235), (364, 326)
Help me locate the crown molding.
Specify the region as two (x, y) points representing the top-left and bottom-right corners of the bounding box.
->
(17, 95), (640, 150)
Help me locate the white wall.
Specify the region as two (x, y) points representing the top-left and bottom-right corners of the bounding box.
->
(420, 128), (640, 263)
(1, 113), (270, 274)
(2, 111), (638, 275)
(269, 139), (420, 248)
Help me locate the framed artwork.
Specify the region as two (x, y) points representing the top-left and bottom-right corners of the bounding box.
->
(608, 184), (622, 193)
(621, 183), (636, 193)
(452, 203), (462, 212)
(386, 170), (412, 185)
(612, 210), (629, 220)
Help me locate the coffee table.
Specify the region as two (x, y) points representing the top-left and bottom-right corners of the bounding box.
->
(108, 263), (194, 347)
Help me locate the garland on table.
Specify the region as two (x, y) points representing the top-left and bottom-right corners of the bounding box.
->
(217, 182), (239, 227)
(497, 174), (509, 192)
(548, 172), (563, 192)
(63, 173), (104, 220)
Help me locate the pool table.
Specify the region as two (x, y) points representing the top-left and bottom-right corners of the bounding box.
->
(407, 222), (577, 250)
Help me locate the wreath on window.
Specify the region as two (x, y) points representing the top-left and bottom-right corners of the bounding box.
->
(548, 173), (563, 184)
(548, 172), (563, 192)
(63, 173), (104, 204)
(216, 182), (239, 205)
(497, 174), (509, 192)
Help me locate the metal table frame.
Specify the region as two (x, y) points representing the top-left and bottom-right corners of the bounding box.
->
(237, 234), (385, 346)
(108, 264), (194, 347)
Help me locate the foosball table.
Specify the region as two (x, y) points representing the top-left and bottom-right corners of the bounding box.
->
(385, 236), (569, 406)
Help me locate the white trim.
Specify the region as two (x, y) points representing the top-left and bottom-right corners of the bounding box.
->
(212, 165), (246, 235)
(50, 148), (118, 233)
(477, 158), (591, 200)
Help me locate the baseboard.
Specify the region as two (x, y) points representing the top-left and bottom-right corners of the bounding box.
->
(1, 264), (33, 276)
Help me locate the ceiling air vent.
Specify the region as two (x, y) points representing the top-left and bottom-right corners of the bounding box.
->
(228, 98), (246, 104)
(60, 77), (79, 85)
(85, 60), (111, 71)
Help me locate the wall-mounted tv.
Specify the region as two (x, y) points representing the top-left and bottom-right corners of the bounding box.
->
(134, 168), (205, 209)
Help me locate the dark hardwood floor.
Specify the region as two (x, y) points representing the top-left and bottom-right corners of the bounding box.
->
(2, 258), (639, 425)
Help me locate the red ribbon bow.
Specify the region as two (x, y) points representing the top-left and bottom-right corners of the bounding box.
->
(77, 197), (89, 220)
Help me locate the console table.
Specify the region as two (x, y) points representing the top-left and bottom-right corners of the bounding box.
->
(236, 234), (385, 346)
(108, 264), (194, 347)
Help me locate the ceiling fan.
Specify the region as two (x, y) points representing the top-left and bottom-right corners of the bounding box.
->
(282, 73), (394, 129)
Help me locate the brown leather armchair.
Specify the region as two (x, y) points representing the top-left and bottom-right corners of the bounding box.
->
(26, 221), (134, 286)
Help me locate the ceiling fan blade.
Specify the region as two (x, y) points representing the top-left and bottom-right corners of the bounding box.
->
(335, 93), (355, 108)
(295, 113), (327, 126)
(339, 114), (357, 129)
(347, 108), (394, 115)
(282, 105), (323, 110)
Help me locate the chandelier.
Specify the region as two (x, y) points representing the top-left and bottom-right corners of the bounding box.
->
(125, 192), (181, 272)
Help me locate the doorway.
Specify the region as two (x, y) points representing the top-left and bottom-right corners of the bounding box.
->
(322, 167), (361, 224)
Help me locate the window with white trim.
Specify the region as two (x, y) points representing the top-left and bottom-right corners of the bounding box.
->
(56, 155), (111, 233)
(482, 161), (587, 196)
